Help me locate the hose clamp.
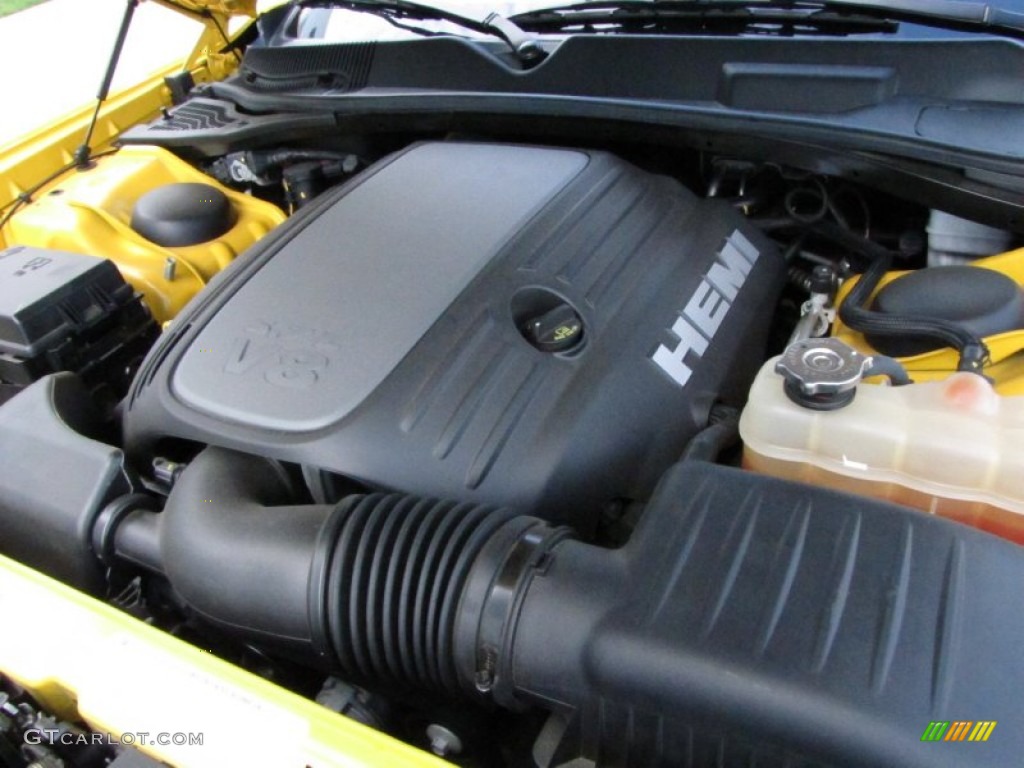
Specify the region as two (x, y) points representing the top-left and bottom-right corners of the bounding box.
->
(474, 522), (572, 706)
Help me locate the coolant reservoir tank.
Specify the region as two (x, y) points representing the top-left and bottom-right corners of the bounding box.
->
(740, 340), (1024, 544)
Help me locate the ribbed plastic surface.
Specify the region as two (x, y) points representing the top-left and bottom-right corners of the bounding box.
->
(322, 494), (516, 692)
(151, 100), (238, 132)
(513, 463), (1024, 768)
(240, 43), (376, 92)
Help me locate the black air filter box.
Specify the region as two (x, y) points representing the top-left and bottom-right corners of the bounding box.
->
(125, 143), (786, 522)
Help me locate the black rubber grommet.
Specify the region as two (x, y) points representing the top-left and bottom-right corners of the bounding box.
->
(783, 379), (857, 411)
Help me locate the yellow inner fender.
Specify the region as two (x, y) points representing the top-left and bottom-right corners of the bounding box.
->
(5, 146), (286, 324)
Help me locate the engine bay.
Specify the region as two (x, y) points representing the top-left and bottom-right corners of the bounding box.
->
(2, 79), (1024, 766)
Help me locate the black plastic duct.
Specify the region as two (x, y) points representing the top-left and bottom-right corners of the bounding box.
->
(465, 464), (1024, 768)
(0, 380), (1021, 767)
(101, 448), (1024, 768)
(0, 373), (135, 592)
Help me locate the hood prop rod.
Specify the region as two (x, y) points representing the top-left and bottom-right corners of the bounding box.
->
(74, 0), (139, 169)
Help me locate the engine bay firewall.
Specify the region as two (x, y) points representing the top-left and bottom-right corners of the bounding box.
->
(125, 142), (786, 520)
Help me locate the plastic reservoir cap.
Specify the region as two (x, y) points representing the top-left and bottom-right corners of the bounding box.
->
(867, 266), (1024, 357)
(131, 183), (237, 247)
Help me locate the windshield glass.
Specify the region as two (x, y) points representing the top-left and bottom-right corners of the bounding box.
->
(295, 2), (569, 40)
(287, 0), (1024, 42)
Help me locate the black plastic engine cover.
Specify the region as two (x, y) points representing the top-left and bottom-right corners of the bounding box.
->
(125, 142), (785, 521)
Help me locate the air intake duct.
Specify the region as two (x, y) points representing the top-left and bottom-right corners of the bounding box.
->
(93, 447), (1024, 768)
(0, 370), (1003, 768)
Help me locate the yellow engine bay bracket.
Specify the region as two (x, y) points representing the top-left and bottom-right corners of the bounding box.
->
(0, 554), (451, 768)
(833, 248), (1024, 394)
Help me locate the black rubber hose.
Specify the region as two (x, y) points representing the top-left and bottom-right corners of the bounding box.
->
(679, 406), (740, 463)
(316, 492), (518, 692)
(814, 221), (990, 372)
(248, 149), (354, 175)
(865, 354), (913, 386)
(157, 448), (334, 656)
(108, 447), (523, 690)
(752, 217), (989, 371)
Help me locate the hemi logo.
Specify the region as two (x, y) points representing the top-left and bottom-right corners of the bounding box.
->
(921, 721), (997, 742)
(652, 230), (760, 388)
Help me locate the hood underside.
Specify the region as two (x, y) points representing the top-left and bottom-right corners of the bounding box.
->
(158, 0), (258, 17)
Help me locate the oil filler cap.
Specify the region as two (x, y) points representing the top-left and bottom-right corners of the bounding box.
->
(775, 338), (871, 410)
(524, 303), (583, 353)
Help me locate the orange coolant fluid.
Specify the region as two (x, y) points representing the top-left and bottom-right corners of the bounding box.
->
(739, 359), (1024, 545)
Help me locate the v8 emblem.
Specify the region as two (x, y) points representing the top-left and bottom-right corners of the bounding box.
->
(223, 320), (339, 390)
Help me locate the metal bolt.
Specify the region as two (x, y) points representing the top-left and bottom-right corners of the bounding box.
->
(426, 724), (463, 758)
(474, 646), (498, 693)
(474, 668), (494, 693)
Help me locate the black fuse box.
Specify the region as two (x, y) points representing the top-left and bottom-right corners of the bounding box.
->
(0, 246), (159, 404)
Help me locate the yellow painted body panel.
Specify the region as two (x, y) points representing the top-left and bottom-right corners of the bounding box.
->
(0, 71), (175, 210)
(5, 146), (285, 322)
(833, 248), (1024, 394)
(0, 553), (451, 768)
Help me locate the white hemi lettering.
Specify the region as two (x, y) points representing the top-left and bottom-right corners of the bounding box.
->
(652, 231), (760, 387)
